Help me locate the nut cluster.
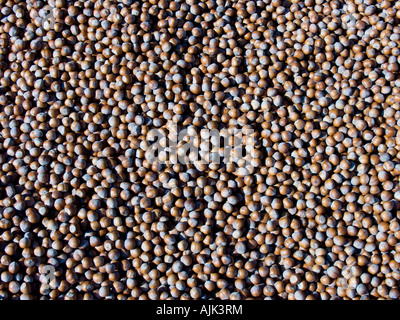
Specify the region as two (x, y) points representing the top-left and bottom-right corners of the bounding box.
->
(1, 0), (400, 300)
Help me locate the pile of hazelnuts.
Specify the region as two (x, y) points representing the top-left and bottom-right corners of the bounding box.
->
(1, 0), (400, 300)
